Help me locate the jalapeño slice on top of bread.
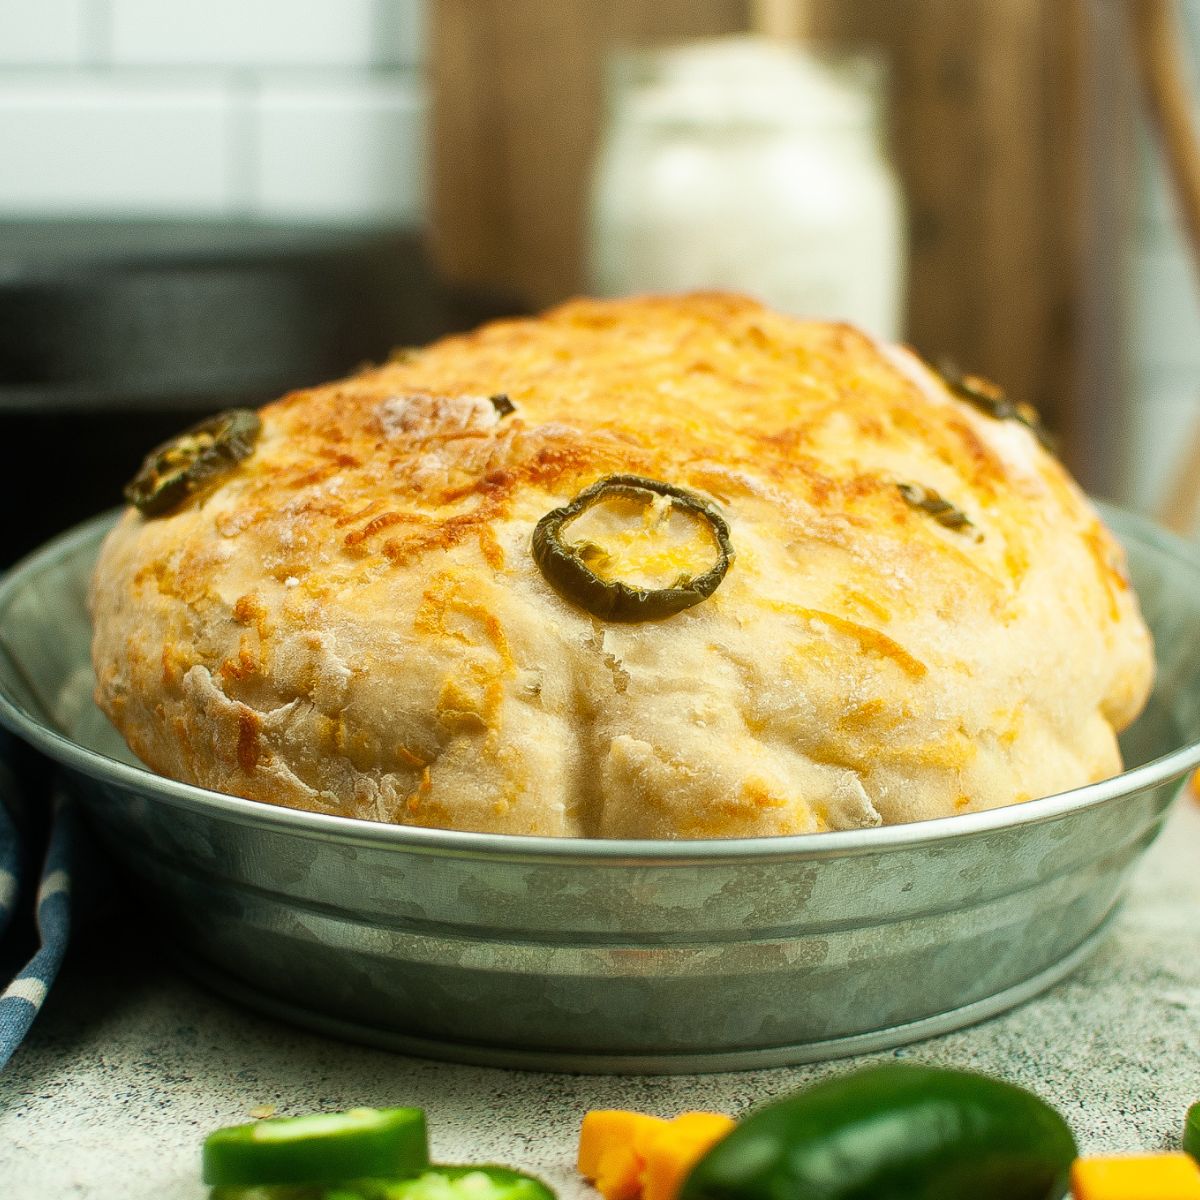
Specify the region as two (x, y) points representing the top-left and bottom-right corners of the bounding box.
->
(896, 482), (980, 540)
(938, 364), (1055, 452)
(125, 408), (261, 517)
(532, 474), (733, 622)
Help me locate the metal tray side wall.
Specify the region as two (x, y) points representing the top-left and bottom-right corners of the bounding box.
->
(66, 765), (1180, 1063)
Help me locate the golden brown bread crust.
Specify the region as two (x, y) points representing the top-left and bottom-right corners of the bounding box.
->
(89, 293), (1154, 837)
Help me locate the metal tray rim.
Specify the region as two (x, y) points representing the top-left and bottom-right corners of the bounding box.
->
(3, 505), (1199, 866)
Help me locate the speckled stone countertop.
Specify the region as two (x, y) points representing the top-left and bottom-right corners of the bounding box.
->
(3, 797), (1199, 1199)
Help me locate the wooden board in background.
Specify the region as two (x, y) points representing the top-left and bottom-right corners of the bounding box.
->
(769, 0), (1084, 435)
(430, 0), (747, 307)
(430, 1), (1125, 459)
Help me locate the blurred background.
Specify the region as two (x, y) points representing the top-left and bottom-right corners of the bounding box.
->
(0, 0), (1197, 563)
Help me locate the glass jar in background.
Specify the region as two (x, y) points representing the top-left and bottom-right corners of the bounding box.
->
(587, 37), (908, 341)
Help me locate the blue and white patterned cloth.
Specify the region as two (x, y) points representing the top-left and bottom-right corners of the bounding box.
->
(0, 729), (74, 1071)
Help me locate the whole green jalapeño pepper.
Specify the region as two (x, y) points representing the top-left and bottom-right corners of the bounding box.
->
(531, 474), (733, 622)
(680, 1063), (1077, 1200)
(203, 1107), (428, 1189)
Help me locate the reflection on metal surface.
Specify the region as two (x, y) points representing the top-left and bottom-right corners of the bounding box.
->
(0, 507), (1198, 1073)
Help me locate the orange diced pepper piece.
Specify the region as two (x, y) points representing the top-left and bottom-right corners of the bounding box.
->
(578, 1110), (671, 1200)
(641, 1112), (737, 1200)
(579, 1109), (736, 1200)
(1071, 1153), (1200, 1200)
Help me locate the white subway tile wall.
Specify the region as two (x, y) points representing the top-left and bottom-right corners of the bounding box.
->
(254, 79), (424, 219)
(0, 0), (91, 65)
(1122, 372), (1200, 515)
(109, 0), (421, 68)
(1127, 3), (1200, 522)
(1131, 239), (1200, 376)
(0, 75), (237, 213)
(0, 0), (426, 222)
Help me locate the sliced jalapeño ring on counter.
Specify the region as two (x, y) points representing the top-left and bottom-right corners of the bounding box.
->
(531, 474), (733, 622)
(124, 407), (262, 517)
(680, 1063), (1077, 1200)
(361, 1165), (558, 1200)
(201, 1106), (429, 1188)
(209, 1164), (560, 1200)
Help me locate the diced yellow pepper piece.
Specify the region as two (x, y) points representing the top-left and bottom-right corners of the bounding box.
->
(578, 1109), (735, 1200)
(640, 1112), (737, 1200)
(1071, 1153), (1200, 1199)
(578, 1110), (671, 1200)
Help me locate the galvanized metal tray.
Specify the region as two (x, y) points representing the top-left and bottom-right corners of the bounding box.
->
(2, 506), (1199, 1073)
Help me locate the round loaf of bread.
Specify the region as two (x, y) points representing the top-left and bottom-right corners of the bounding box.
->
(90, 294), (1154, 838)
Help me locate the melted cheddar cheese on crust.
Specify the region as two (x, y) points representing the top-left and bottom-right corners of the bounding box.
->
(89, 294), (1154, 837)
